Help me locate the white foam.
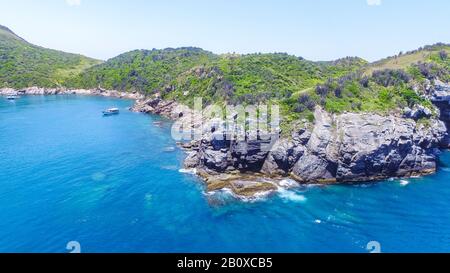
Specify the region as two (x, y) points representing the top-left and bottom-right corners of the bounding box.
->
(305, 184), (321, 188)
(278, 179), (298, 188)
(278, 188), (307, 203)
(399, 180), (410, 186)
(314, 219), (322, 224)
(207, 188), (272, 203)
(243, 191), (273, 203)
(179, 168), (197, 175)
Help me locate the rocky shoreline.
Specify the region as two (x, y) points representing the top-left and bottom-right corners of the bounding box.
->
(131, 82), (450, 198)
(3, 84), (450, 199)
(0, 86), (145, 100)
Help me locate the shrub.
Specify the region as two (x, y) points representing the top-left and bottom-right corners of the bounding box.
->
(378, 88), (392, 103)
(372, 69), (411, 87)
(334, 86), (342, 98)
(414, 62), (447, 80)
(359, 76), (370, 87)
(315, 84), (330, 97)
(400, 88), (422, 107)
(298, 94), (316, 111)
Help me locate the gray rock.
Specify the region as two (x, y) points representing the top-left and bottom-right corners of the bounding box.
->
(188, 106), (448, 184)
(261, 139), (305, 175)
(184, 151), (200, 169)
(333, 111), (445, 181)
(403, 105), (432, 120)
(202, 149), (229, 172)
(291, 108), (339, 182)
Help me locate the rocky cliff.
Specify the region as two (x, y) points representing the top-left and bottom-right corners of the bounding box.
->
(130, 91), (450, 198)
(4, 83), (449, 198)
(190, 108), (447, 181)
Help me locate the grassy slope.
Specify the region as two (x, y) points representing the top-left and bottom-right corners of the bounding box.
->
(0, 25), (101, 88)
(365, 44), (450, 74)
(318, 44), (450, 117)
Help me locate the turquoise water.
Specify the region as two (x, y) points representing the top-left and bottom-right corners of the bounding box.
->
(1, 95), (450, 253)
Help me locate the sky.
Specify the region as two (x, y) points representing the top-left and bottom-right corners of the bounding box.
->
(0, 0), (449, 62)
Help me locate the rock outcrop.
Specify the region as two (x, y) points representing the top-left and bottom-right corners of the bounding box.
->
(131, 91), (449, 197)
(4, 86), (449, 198)
(186, 107), (448, 188)
(430, 80), (450, 124)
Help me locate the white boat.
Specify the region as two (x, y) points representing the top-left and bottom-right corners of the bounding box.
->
(6, 95), (19, 100)
(102, 108), (120, 116)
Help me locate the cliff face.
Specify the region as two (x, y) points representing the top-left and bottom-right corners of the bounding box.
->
(430, 80), (450, 123)
(131, 92), (449, 197)
(188, 108), (448, 184)
(5, 84), (447, 197)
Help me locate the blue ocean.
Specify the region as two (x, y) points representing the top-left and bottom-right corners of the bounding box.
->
(1, 95), (450, 253)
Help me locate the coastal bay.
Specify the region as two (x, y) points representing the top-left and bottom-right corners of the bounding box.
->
(1, 95), (450, 253)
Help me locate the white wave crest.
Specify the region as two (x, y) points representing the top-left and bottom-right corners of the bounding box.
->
(278, 188), (307, 203)
(179, 168), (197, 175)
(278, 179), (298, 188)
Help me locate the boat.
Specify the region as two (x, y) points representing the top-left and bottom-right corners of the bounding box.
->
(102, 108), (120, 116)
(6, 95), (19, 100)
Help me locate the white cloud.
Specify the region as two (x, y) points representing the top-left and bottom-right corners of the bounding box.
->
(66, 0), (81, 6)
(367, 0), (382, 6)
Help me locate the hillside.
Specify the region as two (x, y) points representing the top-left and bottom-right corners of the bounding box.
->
(1, 24), (449, 132)
(65, 43), (450, 130)
(365, 43), (450, 75)
(67, 48), (367, 99)
(66, 47), (367, 127)
(305, 45), (449, 117)
(0, 24), (101, 88)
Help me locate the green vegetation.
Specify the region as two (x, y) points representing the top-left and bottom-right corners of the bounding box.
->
(66, 48), (367, 127)
(1, 24), (449, 132)
(0, 24), (101, 88)
(365, 43), (450, 75)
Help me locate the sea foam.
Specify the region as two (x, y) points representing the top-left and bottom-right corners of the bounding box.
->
(179, 168), (197, 175)
(278, 188), (307, 203)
